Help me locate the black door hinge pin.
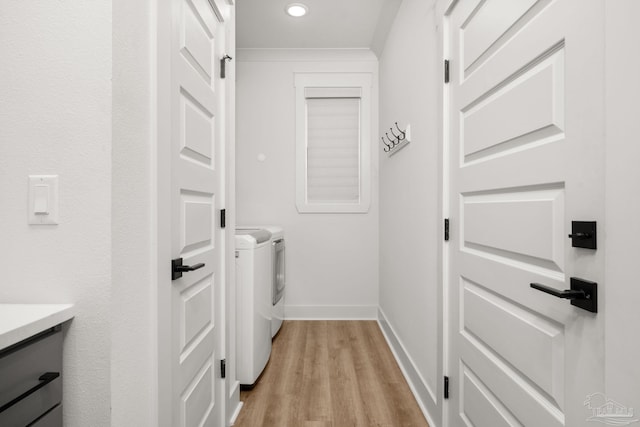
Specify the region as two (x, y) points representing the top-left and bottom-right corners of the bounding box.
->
(444, 59), (450, 83)
(444, 376), (450, 399)
(444, 218), (450, 241)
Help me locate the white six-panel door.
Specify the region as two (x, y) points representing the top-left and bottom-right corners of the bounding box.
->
(447, 0), (605, 426)
(168, 0), (225, 425)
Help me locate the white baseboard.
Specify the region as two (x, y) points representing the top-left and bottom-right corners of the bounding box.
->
(285, 305), (378, 320)
(377, 308), (440, 427)
(228, 401), (243, 426)
(227, 380), (242, 426)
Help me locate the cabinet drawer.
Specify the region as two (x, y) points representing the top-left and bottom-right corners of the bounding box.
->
(30, 404), (62, 427)
(0, 330), (62, 427)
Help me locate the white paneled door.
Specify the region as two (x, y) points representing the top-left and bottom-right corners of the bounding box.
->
(162, 0), (226, 425)
(447, 1), (605, 426)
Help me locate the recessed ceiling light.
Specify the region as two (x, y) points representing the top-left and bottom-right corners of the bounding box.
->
(285, 3), (308, 17)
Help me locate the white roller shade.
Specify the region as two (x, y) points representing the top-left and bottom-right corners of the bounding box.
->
(306, 97), (361, 203)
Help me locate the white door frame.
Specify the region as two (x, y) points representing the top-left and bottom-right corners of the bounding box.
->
(156, 0), (173, 424)
(436, 2), (457, 426)
(221, 4), (243, 425)
(603, 0), (640, 414)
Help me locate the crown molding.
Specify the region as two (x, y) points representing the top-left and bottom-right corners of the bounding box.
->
(236, 48), (379, 62)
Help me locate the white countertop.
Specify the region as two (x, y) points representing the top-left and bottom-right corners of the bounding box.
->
(0, 304), (74, 350)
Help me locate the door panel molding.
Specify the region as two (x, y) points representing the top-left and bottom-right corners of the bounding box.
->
(445, 1), (606, 427)
(157, 0), (228, 425)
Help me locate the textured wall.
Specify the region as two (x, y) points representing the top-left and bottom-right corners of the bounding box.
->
(378, 0), (440, 422)
(0, 2), (112, 425)
(236, 50), (380, 319)
(112, 0), (157, 425)
(604, 0), (640, 411)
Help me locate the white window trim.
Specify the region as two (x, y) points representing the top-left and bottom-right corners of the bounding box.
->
(294, 72), (372, 213)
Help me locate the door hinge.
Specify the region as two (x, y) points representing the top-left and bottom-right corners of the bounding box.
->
(444, 218), (450, 241)
(444, 59), (450, 83)
(220, 209), (226, 229)
(220, 359), (226, 379)
(220, 54), (232, 79)
(444, 376), (450, 399)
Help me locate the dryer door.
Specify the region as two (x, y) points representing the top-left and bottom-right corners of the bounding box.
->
(273, 239), (285, 305)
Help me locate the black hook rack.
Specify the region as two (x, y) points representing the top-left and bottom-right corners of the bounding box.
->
(380, 122), (411, 156)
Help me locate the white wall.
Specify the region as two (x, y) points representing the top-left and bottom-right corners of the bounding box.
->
(378, 0), (441, 425)
(112, 0), (157, 425)
(0, 2), (112, 426)
(605, 0), (640, 410)
(236, 49), (379, 319)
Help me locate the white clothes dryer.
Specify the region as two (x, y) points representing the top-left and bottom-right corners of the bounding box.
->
(238, 225), (285, 338)
(235, 228), (272, 386)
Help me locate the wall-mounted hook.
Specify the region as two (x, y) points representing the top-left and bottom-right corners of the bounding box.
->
(385, 132), (397, 147)
(381, 122), (411, 156)
(395, 122), (406, 139)
(381, 137), (391, 152)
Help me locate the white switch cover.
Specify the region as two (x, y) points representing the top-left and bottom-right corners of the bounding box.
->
(29, 175), (58, 225)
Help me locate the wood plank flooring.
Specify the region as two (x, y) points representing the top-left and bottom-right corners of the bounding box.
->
(234, 321), (430, 427)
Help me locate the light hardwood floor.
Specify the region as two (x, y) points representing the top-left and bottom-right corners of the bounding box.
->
(235, 321), (430, 427)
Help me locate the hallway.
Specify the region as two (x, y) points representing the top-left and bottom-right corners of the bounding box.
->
(2, 0), (640, 425)
(236, 321), (429, 427)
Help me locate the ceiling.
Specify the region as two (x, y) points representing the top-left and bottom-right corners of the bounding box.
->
(236, 0), (402, 54)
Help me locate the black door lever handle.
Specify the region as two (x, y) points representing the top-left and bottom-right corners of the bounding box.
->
(175, 263), (205, 272)
(530, 283), (587, 300)
(172, 258), (205, 280)
(530, 278), (598, 313)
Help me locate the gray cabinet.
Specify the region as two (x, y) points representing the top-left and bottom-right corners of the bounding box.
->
(30, 405), (62, 427)
(0, 329), (63, 427)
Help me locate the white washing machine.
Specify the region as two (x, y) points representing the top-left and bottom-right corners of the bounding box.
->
(238, 225), (285, 338)
(235, 229), (272, 386)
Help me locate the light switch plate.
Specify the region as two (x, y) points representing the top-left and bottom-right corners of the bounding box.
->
(29, 175), (58, 225)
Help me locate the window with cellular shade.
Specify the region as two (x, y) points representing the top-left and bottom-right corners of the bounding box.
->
(306, 97), (361, 203)
(295, 72), (372, 213)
